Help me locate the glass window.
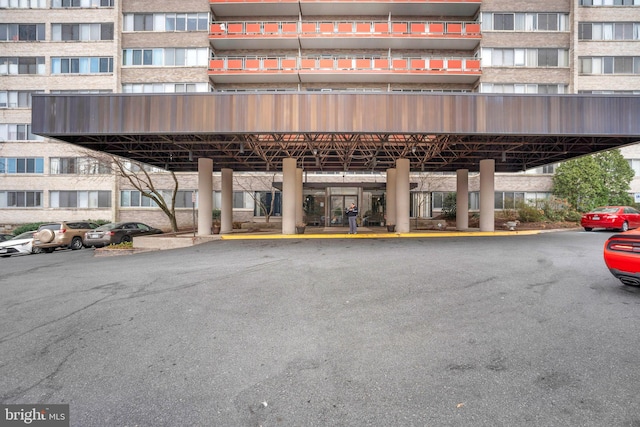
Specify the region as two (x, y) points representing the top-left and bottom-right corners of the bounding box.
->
(494, 14), (514, 31)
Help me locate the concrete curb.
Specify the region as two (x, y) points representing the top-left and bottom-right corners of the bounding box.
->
(220, 229), (544, 240)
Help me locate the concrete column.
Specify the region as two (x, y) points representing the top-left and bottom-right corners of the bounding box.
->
(282, 158), (297, 235)
(296, 168), (303, 226)
(197, 158), (213, 236)
(479, 159), (495, 232)
(396, 158), (410, 233)
(456, 169), (469, 231)
(386, 168), (396, 227)
(221, 168), (233, 234)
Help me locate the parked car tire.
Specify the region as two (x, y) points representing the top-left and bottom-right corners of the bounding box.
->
(42, 247), (55, 253)
(584, 227), (593, 231)
(70, 236), (83, 250)
(120, 235), (132, 243)
(621, 222), (629, 232)
(38, 229), (55, 243)
(32, 247), (42, 254)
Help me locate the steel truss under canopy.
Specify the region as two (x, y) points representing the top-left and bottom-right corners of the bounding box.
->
(31, 93), (640, 173)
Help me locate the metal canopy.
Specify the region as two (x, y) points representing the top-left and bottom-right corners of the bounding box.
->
(31, 93), (640, 173)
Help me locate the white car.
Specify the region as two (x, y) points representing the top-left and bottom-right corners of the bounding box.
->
(0, 231), (41, 257)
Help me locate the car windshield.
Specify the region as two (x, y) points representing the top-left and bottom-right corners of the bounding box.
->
(39, 224), (61, 231)
(95, 223), (119, 231)
(13, 232), (35, 240)
(592, 207), (619, 213)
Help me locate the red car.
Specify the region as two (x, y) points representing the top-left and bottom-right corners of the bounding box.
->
(603, 230), (640, 287)
(581, 206), (640, 232)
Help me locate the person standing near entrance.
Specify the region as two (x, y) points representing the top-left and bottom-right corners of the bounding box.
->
(346, 202), (358, 234)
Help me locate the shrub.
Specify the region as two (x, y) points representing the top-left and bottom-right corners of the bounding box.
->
(441, 193), (457, 219)
(104, 241), (133, 250)
(516, 203), (544, 222)
(12, 223), (45, 235)
(88, 219), (111, 226)
(538, 197), (572, 222)
(564, 210), (582, 222)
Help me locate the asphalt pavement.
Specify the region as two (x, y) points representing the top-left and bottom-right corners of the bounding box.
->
(1, 230), (639, 427)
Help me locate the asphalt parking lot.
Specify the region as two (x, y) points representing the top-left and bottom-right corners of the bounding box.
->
(1, 230), (640, 427)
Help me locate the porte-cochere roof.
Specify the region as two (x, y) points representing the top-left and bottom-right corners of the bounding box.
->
(31, 93), (640, 173)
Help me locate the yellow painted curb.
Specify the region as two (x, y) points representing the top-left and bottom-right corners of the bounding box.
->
(220, 230), (542, 240)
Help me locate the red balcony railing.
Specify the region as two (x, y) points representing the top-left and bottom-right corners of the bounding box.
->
(210, 20), (480, 38)
(210, 0), (481, 4)
(209, 55), (481, 75)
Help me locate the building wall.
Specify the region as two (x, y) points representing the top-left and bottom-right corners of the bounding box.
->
(1, 0), (640, 231)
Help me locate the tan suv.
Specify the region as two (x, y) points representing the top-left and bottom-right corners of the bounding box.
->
(34, 221), (100, 253)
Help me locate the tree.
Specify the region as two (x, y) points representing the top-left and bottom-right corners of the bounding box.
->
(596, 149), (635, 206)
(83, 151), (180, 232)
(552, 149), (633, 212)
(114, 159), (180, 232)
(234, 173), (279, 223)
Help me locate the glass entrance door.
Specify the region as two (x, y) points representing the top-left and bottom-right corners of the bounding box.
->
(329, 195), (357, 226)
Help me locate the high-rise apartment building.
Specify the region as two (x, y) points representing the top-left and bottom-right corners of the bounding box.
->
(1, 0), (639, 230)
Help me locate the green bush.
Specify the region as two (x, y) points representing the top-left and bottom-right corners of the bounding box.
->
(538, 197), (572, 222)
(516, 203), (544, 222)
(88, 219), (111, 226)
(12, 223), (45, 235)
(441, 193), (457, 219)
(564, 210), (582, 222)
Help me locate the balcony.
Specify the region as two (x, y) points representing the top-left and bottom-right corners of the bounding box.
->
(208, 55), (481, 84)
(209, 0), (481, 18)
(210, 20), (481, 50)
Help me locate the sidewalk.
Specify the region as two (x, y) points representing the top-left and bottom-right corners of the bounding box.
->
(130, 226), (545, 252)
(220, 225), (543, 240)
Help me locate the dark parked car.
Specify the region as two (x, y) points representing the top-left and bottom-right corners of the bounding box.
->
(603, 229), (640, 287)
(83, 222), (163, 247)
(581, 206), (640, 232)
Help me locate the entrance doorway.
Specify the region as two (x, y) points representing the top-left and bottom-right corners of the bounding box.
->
(329, 195), (357, 226)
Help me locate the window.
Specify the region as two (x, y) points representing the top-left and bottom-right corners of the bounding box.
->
(51, 0), (113, 7)
(120, 190), (158, 207)
(122, 82), (211, 93)
(482, 48), (568, 68)
(0, 0), (47, 7)
(123, 13), (209, 32)
(538, 49), (559, 67)
(52, 23), (114, 41)
(495, 192), (525, 210)
(494, 14), (514, 31)
(50, 157), (111, 175)
(122, 48), (208, 67)
(628, 159), (640, 176)
(211, 191), (254, 210)
(0, 124), (42, 141)
(432, 192), (455, 210)
(579, 56), (640, 74)
(0, 57), (45, 75)
(0, 91), (42, 108)
(542, 164), (556, 174)
(51, 57), (113, 74)
(174, 190), (196, 208)
(580, 22), (640, 40)
(0, 191), (43, 208)
(480, 83), (567, 94)
(537, 14), (559, 31)
(0, 158), (44, 174)
(482, 12), (568, 32)
(0, 24), (45, 41)
(580, 0), (640, 5)
(253, 191), (282, 216)
(50, 191), (111, 208)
